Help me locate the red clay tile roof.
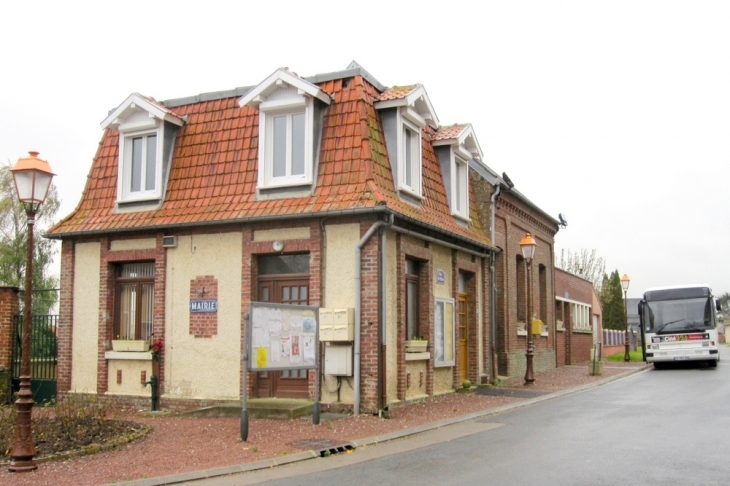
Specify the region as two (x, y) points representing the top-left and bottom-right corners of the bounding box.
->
(49, 75), (492, 248)
(375, 85), (419, 101)
(433, 123), (468, 141)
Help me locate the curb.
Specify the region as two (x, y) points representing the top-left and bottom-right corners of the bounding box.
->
(111, 365), (650, 485)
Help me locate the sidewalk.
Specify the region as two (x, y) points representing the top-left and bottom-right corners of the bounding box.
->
(5, 361), (649, 486)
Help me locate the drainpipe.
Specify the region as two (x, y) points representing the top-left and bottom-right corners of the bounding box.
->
(355, 214), (393, 416)
(377, 214), (394, 413)
(490, 185), (502, 383)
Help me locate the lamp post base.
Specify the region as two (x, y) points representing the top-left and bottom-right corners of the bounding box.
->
(8, 377), (37, 472)
(524, 339), (535, 385)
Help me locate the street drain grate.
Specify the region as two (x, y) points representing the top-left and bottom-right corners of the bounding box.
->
(291, 439), (355, 457)
(315, 443), (355, 457)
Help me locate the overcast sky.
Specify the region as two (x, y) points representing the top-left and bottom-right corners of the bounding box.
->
(1, 1), (728, 298)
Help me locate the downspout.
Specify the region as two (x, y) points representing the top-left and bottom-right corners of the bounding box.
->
(355, 213), (393, 416)
(490, 185), (502, 383)
(378, 214), (394, 413)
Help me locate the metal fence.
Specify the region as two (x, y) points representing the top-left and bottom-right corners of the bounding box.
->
(10, 314), (58, 404)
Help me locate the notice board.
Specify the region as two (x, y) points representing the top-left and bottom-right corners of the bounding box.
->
(248, 302), (319, 371)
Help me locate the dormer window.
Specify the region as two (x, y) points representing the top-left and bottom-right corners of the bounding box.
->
(101, 93), (184, 205)
(401, 118), (422, 196)
(259, 96), (314, 188)
(239, 69), (331, 192)
(433, 124), (483, 221)
(375, 85), (439, 202)
(453, 155), (468, 216)
(128, 132), (158, 197)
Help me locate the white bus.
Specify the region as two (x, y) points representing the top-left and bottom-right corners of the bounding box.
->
(639, 284), (721, 369)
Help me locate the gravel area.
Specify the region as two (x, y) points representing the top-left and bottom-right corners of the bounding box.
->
(1, 361), (646, 486)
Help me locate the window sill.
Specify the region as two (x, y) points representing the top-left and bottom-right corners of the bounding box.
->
(405, 352), (430, 361)
(105, 351), (152, 361)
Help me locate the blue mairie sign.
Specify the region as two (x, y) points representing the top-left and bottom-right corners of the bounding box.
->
(190, 299), (218, 313)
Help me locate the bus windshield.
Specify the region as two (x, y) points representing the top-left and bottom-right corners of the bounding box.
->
(644, 297), (714, 334)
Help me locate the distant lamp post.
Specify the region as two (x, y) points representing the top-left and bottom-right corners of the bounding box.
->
(520, 232), (537, 385)
(621, 274), (631, 363)
(8, 151), (55, 473)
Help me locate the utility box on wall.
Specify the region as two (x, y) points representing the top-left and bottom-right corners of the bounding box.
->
(319, 308), (354, 342)
(324, 344), (353, 376)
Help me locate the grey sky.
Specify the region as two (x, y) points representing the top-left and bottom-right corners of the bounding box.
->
(1, 0), (728, 298)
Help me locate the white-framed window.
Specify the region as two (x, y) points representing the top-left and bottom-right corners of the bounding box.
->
(434, 296), (455, 367)
(571, 302), (591, 331)
(398, 116), (422, 198)
(258, 97), (314, 189)
(118, 127), (163, 202)
(453, 155), (468, 218)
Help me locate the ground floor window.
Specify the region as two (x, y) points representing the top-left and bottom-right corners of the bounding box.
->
(114, 262), (155, 340)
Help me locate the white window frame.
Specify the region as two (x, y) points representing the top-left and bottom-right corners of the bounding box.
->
(397, 112), (423, 198)
(434, 296), (456, 367)
(258, 96), (314, 189)
(452, 154), (469, 219)
(571, 302), (591, 332)
(118, 126), (163, 203)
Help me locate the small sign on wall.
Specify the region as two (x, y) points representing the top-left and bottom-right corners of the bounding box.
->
(436, 269), (445, 285)
(190, 299), (218, 313)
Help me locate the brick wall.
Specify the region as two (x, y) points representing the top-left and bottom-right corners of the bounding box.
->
(189, 276), (218, 337)
(0, 286), (19, 402)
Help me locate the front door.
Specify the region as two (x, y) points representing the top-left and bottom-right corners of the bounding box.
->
(255, 270), (310, 398)
(458, 293), (468, 383)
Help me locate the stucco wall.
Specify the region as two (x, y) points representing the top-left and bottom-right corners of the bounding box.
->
(320, 223), (358, 404)
(432, 246), (452, 299)
(385, 232), (398, 405)
(106, 355), (153, 395)
(164, 232), (242, 400)
(110, 238), (156, 251)
(433, 366), (452, 393)
(72, 242), (100, 393)
(253, 227), (310, 242)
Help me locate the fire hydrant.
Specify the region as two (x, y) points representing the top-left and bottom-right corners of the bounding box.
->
(145, 374), (159, 411)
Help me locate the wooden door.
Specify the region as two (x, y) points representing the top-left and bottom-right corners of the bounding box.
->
(458, 293), (468, 383)
(255, 277), (310, 398)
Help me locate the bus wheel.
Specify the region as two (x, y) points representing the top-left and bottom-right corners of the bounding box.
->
(653, 362), (665, 370)
(708, 360), (718, 368)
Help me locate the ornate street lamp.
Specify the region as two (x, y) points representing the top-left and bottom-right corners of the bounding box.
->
(8, 151), (55, 473)
(520, 232), (537, 385)
(621, 274), (631, 363)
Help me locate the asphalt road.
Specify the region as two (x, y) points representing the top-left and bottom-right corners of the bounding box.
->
(193, 349), (729, 486)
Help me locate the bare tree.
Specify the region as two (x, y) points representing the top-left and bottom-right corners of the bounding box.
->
(556, 248), (606, 291)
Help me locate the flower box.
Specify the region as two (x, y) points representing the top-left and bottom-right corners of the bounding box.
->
(112, 340), (150, 352)
(405, 340), (428, 353)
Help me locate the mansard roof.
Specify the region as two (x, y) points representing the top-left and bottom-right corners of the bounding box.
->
(49, 65), (492, 250)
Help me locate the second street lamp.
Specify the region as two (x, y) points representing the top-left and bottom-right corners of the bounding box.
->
(8, 151), (55, 473)
(520, 232), (537, 385)
(621, 274), (631, 363)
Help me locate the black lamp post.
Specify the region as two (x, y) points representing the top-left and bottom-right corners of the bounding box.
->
(621, 274), (630, 363)
(520, 232), (537, 385)
(8, 151), (55, 473)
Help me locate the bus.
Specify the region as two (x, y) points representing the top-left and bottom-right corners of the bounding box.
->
(638, 284), (721, 369)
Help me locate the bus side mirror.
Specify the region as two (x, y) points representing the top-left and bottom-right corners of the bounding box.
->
(716, 299), (722, 312)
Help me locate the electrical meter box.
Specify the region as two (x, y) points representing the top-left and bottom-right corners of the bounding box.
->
(319, 308), (334, 341)
(324, 344), (353, 376)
